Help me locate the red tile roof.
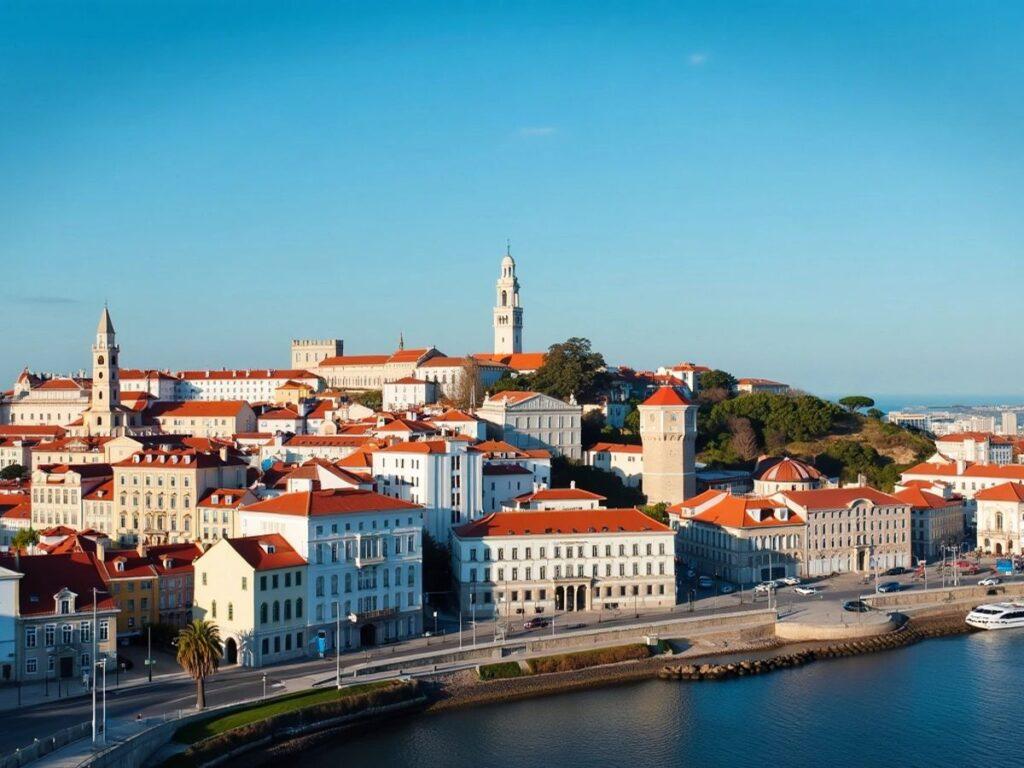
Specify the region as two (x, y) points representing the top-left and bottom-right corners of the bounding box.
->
(754, 456), (823, 483)
(222, 534), (307, 570)
(587, 442), (643, 454)
(429, 409), (479, 423)
(691, 495), (803, 529)
(514, 487), (606, 502)
(149, 400), (251, 418)
(0, 425), (66, 439)
(892, 487), (962, 509)
(473, 352), (547, 371)
(241, 489), (420, 517)
(974, 482), (1024, 503)
(641, 386), (692, 407)
(455, 508), (671, 538)
(780, 487), (904, 509)
(178, 369), (318, 381)
(7, 553), (117, 616)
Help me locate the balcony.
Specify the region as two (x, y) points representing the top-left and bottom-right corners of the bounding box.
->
(355, 552), (386, 568)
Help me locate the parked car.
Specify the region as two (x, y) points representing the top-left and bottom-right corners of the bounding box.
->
(780, 577), (801, 586)
(523, 618), (548, 630)
(720, 584), (735, 594)
(794, 586), (820, 596)
(885, 567), (910, 576)
(877, 581), (901, 593)
(843, 600), (871, 612)
(698, 576), (714, 588)
(979, 577), (1002, 586)
(753, 581), (776, 594)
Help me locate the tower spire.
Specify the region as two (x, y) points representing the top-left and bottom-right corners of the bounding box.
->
(506, 238), (511, 257)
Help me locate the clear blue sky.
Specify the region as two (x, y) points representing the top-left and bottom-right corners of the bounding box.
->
(2, 1), (1022, 398)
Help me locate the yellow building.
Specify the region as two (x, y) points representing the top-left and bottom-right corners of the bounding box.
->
(96, 542), (160, 638)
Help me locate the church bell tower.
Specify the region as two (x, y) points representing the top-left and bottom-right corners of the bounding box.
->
(493, 244), (523, 355)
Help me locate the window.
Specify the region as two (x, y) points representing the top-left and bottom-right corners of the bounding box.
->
(228, 603), (234, 621)
(44, 625), (55, 647)
(81, 621), (91, 642)
(241, 576), (248, 591)
(62, 624), (73, 644)
(99, 621), (109, 641)
(296, 598), (303, 618)
(26, 658), (37, 674)
(211, 600), (217, 619)
(260, 603), (268, 624)
(25, 627), (37, 648)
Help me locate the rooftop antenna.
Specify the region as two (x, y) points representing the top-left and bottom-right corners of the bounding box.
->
(506, 238), (511, 256)
(398, 331), (405, 351)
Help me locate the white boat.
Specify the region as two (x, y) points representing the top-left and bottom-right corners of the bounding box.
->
(965, 602), (1024, 630)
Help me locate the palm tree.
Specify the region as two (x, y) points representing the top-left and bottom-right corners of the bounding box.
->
(176, 619), (222, 710)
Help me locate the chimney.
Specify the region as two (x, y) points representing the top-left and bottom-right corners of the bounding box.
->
(956, 459), (967, 475)
(219, 446), (229, 462)
(570, 480), (576, 489)
(136, 541), (148, 558)
(856, 473), (867, 487)
(96, 539), (106, 562)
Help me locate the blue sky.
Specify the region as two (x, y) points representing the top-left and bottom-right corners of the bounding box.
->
(2, 1), (1022, 398)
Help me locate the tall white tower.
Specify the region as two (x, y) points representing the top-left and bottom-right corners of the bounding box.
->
(493, 244), (523, 355)
(85, 306), (121, 436)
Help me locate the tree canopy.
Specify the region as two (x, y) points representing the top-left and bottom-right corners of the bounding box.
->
(529, 337), (608, 402)
(356, 389), (383, 412)
(699, 369), (737, 395)
(12, 527), (38, 550)
(838, 395), (875, 413)
(177, 619), (222, 710)
(0, 464), (26, 481)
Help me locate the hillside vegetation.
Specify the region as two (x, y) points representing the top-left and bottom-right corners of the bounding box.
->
(696, 376), (935, 491)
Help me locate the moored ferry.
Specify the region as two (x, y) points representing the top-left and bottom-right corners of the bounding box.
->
(965, 602), (1024, 630)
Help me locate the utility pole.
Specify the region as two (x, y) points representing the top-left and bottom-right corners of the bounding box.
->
(92, 587), (98, 744)
(335, 605), (341, 689)
(147, 625), (152, 683)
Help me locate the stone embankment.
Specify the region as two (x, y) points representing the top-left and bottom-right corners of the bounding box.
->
(658, 614), (970, 683)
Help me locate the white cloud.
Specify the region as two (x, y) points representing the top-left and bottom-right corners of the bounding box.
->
(688, 52), (708, 66)
(518, 126), (557, 137)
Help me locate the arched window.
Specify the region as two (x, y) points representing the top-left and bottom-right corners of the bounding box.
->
(501, 290), (507, 306)
(996, 511), (1005, 531)
(170, 494), (176, 509)
(260, 603), (268, 624)
(183, 515), (191, 532)
(296, 598), (303, 618)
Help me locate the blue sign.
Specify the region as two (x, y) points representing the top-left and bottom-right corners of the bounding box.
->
(316, 634), (327, 655)
(996, 558), (1013, 575)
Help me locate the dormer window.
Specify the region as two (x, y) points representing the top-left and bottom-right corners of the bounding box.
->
(133, 455), (141, 463)
(115, 560), (126, 572)
(211, 494), (219, 504)
(171, 455), (179, 464)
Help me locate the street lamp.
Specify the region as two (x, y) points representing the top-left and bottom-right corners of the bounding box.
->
(345, 613), (357, 682)
(261, 672), (267, 700)
(94, 659), (107, 745)
(432, 610), (438, 637)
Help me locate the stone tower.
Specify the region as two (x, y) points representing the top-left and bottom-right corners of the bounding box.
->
(493, 245), (523, 355)
(639, 386), (697, 504)
(82, 306), (139, 436)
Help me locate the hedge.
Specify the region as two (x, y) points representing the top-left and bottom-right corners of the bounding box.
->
(163, 680), (419, 768)
(478, 662), (524, 681)
(526, 644), (651, 675)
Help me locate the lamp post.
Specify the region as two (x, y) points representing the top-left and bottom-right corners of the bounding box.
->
(432, 610), (438, 638)
(261, 673), (267, 701)
(346, 613), (357, 681)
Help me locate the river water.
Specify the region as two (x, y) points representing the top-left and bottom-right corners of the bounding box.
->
(303, 631), (1022, 768)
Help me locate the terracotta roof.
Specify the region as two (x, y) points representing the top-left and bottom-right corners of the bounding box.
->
(98, 551), (160, 581)
(754, 456), (822, 483)
(241, 488), (420, 517)
(377, 439), (457, 455)
(285, 434), (374, 447)
(35, 378), (90, 391)
(691, 495), (803, 529)
(0, 425), (66, 439)
(455, 508), (671, 538)
(149, 400), (250, 418)
(388, 348), (434, 364)
(936, 431), (1008, 443)
(669, 489), (728, 512)
(779, 487), (904, 510)
(177, 369), (318, 381)
(641, 386), (692, 407)
(376, 418), (438, 434)
(197, 488), (250, 508)
(514, 487), (606, 502)
(7, 553), (117, 616)
(429, 409), (479, 423)
(738, 378), (787, 386)
(892, 487), (962, 509)
(903, 461), (1024, 481)
(587, 442), (643, 454)
(389, 377), (429, 384)
(473, 352), (547, 370)
(975, 482), (1024, 503)
(222, 534), (307, 570)
(259, 407), (301, 421)
(319, 355), (390, 366)
(669, 363), (710, 373)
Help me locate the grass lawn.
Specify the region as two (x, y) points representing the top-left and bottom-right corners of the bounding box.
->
(174, 681), (391, 744)
(478, 661), (524, 681)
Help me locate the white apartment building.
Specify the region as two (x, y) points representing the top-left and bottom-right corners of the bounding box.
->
(371, 439), (483, 542)
(935, 432), (1013, 466)
(0, 493), (32, 549)
(173, 369), (323, 402)
(193, 534), (308, 668)
(778, 487), (911, 575)
(261, 434), (376, 465)
(584, 442), (643, 488)
(148, 401), (257, 439)
(452, 508), (677, 618)
(505, 485), (605, 511)
(238, 489), (424, 651)
(893, 484), (966, 560)
(426, 409), (487, 441)
(30, 464), (113, 530)
(382, 378), (438, 412)
(476, 391), (583, 460)
(413, 357), (509, 400)
(901, 457), (1024, 500)
(974, 482), (1024, 556)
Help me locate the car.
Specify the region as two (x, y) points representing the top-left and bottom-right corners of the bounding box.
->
(753, 581), (776, 594)
(979, 577), (1002, 586)
(885, 567), (910, 576)
(843, 600), (871, 612)
(876, 581), (902, 593)
(794, 586), (820, 596)
(523, 618), (548, 630)
(780, 577), (801, 586)
(720, 584), (734, 594)
(698, 576), (714, 588)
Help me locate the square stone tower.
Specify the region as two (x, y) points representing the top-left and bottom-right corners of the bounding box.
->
(639, 386), (697, 504)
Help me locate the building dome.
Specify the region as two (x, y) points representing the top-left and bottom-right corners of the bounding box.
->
(754, 456), (822, 483)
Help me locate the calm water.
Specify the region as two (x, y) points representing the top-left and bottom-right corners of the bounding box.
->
(308, 632), (1024, 768)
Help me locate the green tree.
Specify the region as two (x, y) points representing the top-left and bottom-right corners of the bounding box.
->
(623, 402), (641, 434)
(176, 619), (223, 710)
(640, 502), (669, 525)
(581, 410), (606, 446)
(490, 372), (533, 394)
(0, 463), (26, 481)
(550, 457), (644, 508)
(356, 389), (383, 412)
(12, 527), (39, 550)
(529, 337), (607, 402)
(699, 369), (737, 396)
(865, 408), (884, 420)
(838, 395), (875, 413)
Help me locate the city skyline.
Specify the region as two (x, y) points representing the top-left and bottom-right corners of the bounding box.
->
(3, 2), (1023, 395)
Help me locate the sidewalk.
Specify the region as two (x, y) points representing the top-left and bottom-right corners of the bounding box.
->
(0, 666), (191, 713)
